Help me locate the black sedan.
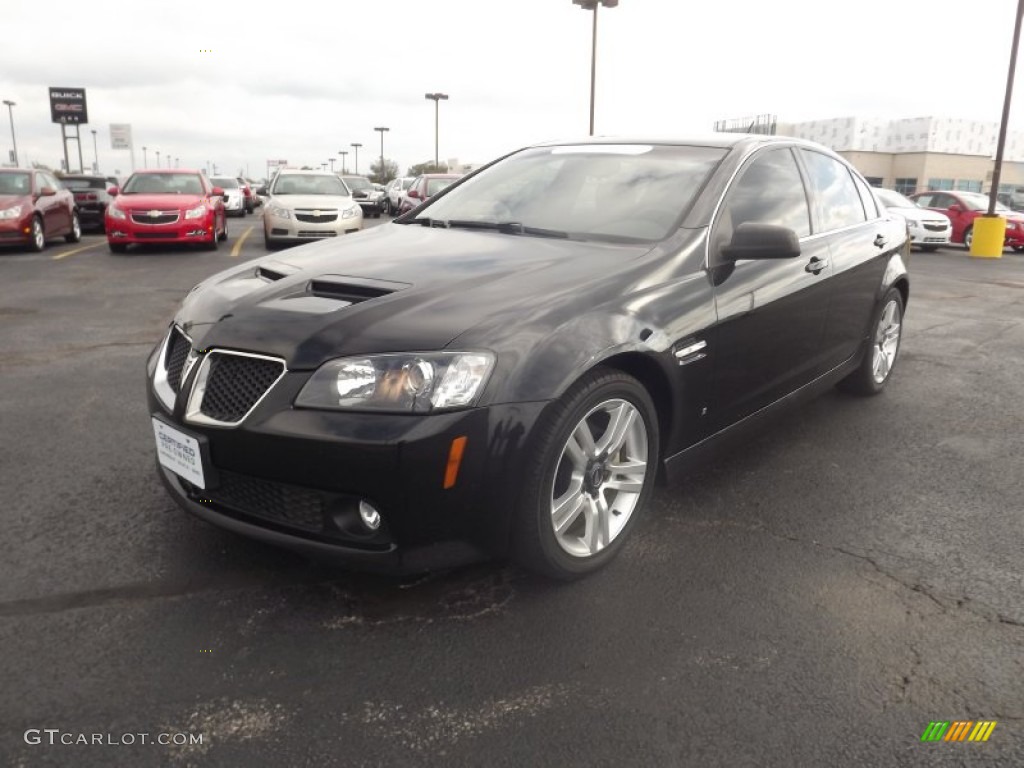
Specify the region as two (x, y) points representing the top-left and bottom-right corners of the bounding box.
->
(58, 174), (112, 232)
(147, 135), (909, 579)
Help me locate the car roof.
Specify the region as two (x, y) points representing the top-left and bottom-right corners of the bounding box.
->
(274, 169), (339, 176)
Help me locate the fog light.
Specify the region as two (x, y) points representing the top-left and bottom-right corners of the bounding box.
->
(358, 500), (381, 531)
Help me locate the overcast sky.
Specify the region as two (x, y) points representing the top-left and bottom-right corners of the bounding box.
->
(3, 0), (1023, 178)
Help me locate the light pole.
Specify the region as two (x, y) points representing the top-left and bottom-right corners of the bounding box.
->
(329, 157), (335, 173)
(572, 0), (618, 135)
(351, 142), (362, 174)
(90, 129), (98, 172)
(340, 150), (348, 173)
(142, 146), (148, 167)
(156, 150), (161, 168)
(374, 126), (389, 183)
(3, 100), (18, 167)
(424, 93), (449, 169)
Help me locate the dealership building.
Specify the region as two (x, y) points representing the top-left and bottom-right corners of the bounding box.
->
(719, 115), (1024, 197)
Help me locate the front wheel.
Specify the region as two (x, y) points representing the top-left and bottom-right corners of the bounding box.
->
(837, 287), (904, 396)
(28, 216), (45, 252)
(65, 211), (81, 243)
(963, 226), (973, 250)
(513, 368), (659, 580)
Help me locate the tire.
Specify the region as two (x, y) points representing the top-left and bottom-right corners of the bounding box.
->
(513, 368), (659, 580)
(963, 226), (973, 250)
(28, 216), (45, 252)
(65, 211), (81, 243)
(1013, 246), (1024, 253)
(263, 230), (279, 251)
(919, 245), (939, 252)
(837, 287), (904, 396)
(203, 227), (219, 251)
(108, 242), (128, 254)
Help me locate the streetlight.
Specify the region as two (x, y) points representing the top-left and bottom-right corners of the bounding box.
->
(90, 129), (98, 172)
(374, 126), (389, 183)
(329, 157), (336, 173)
(156, 149), (161, 168)
(3, 100), (18, 167)
(142, 146), (148, 167)
(351, 142), (362, 174)
(572, 0), (618, 135)
(424, 93), (449, 169)
(340, 150), (348, 173)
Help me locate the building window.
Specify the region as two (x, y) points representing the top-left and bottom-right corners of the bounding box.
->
(927, 178), (955, 191)
(864, 176), (884, 187)
(955, 179), (982, 192)
(895, 178), (918, 195)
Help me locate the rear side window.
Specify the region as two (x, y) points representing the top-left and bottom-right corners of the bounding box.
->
(799, 150), (867, 231)
(851, 172), (880, 219)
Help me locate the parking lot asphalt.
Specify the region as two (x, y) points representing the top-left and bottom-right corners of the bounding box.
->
(1, 219), (1022, 767)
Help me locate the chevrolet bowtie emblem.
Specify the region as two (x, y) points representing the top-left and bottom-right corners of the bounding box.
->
(149, 210), (161, 218)
(313, 210), (321, 216)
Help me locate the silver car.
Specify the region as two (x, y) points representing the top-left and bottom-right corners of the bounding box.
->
(263, 170), (363, 249)
(384, 176), (414, 215)
(210, 176), (247, 217)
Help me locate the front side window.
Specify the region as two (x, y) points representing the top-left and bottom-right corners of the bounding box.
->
(799, 150), (866, 231)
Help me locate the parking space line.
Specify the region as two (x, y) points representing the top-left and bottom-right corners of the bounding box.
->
(231, 226), (254, 258)
(51, 241), (106, 261)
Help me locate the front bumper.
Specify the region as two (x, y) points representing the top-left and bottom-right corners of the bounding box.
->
(146, 345), (547, 572)
(264, 212), (363, 242)
(0, 215), (32, 246)
(107, 214), (217, 244)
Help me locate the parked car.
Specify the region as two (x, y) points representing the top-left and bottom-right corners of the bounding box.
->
(0, 168), (80, 252)
(909, 190), (1024, 250)
(104, 170), (227, 253)
(58, 174), (114, 232)
(384, 176), (414, 215)
(339, 175), (386, 218)
(262, 169), (362, 249)
(397, 173), (461, 215)
(873, 187), (951, 252)
(210, 176), (247, 217)
(147, 135), (909, 579)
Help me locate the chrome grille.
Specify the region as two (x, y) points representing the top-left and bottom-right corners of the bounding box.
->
(923, 222), (949, 232)
(131, 210), (180, 225)
(164, 327), (190, 392)
(189, 351), (285, 426)
(295, 212), (338, 224)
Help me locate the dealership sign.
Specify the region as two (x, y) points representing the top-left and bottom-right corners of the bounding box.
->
(110, 123), (133, 150)
(49, 87), (88, 124)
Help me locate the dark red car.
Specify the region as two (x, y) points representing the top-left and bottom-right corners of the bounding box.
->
(105, 170), (227, 253)
(909, 190), (1024, 251)
(397, 173), (462, 215)
(0, 168), (80, 252)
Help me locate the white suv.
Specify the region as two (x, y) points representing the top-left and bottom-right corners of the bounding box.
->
(263, 170), (363, 249)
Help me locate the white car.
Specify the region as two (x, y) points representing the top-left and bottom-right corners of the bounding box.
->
(210, 176), (247, 217)
(384, 176), (414, 215)
(873, 187), (951, 252)
(263, 170), (363, 249)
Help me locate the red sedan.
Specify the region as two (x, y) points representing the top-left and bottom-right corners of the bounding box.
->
(909, 190), (1024, 251)
(0, 168), (80, 252)
(105, 170), (227, 253)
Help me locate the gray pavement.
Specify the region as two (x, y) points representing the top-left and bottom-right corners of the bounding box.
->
(1, 220), (1022, 767)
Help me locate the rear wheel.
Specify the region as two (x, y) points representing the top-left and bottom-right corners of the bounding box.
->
(65, 211), (81, 243)
(963, 226), (974, 250)
(513, 368), (659, 580)
(29, 216), (45, 252)
(837, 287), (904, 396)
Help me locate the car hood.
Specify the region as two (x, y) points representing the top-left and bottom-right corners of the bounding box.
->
(0, 194), (30, 208)
(268, 194), (355, 209)
(177, 223), (655, 369)
(112, 193), (206, 210)
(886, 205), (950, 222)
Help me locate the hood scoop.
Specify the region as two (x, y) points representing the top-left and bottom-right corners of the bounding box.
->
(309, 275), (411, 304)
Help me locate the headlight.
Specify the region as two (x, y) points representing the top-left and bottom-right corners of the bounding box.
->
(295, 352), (495, 413)
(904, 219), (919, 228)
(268, 204), (291, 219)
(184, 204), (208, 220)
(0, 205), (23, 220)
(341, 204), (360, 219)
(107, 204), (126, 220)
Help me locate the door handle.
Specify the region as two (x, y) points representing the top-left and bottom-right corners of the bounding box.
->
(805, 257), (829, 274)
(873, 234), (887, 248)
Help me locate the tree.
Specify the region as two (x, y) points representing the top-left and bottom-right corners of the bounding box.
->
(368, 158), (399, 185)
(407, 161), (448, 176)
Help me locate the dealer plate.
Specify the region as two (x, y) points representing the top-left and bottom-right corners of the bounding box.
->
(152, 418), (206, 489)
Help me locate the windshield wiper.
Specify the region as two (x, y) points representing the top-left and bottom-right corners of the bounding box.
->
(443, 220), (569, 239)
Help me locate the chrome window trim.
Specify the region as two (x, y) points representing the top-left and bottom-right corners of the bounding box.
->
(185, 349), (287, 428)
(152, 324), (192, 412)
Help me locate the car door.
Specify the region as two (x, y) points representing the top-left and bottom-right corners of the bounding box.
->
(34, 172), (64, 236)
(706, 146), (833, 430)
(798, 149), (901, 368)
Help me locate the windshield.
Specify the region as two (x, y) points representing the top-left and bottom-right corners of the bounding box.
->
(60, 177), (107, 190)
(874, 188), (917, 209)
(272, 174), (350, 195)
(343, 177), (372, 191)
(0, 172), (31, 195)
(211, 177), (239, 188)
(409, 144), (726, 242)
(122, 173), (204, 195)
(958, 191), (1011, 212)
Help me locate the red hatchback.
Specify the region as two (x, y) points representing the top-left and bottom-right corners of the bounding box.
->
(909, 190), (1024, 251)
(397, 173), (462, 215)
(105, 170), (227, 253)
(0, 168), (80, 252)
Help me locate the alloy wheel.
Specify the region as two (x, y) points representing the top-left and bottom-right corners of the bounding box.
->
(872, 299), (902, 384)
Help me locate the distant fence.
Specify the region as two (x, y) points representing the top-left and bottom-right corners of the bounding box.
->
(713, 115), (778, 135)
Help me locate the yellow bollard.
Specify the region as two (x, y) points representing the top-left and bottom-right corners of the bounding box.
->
(970, 214), (1005, 259)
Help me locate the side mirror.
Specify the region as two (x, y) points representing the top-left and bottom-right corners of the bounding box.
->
(408, 189), (421, 199)
(108, 186), (119, 196)
(39, 186), (57, 197)
(721, 222), (801, 261)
